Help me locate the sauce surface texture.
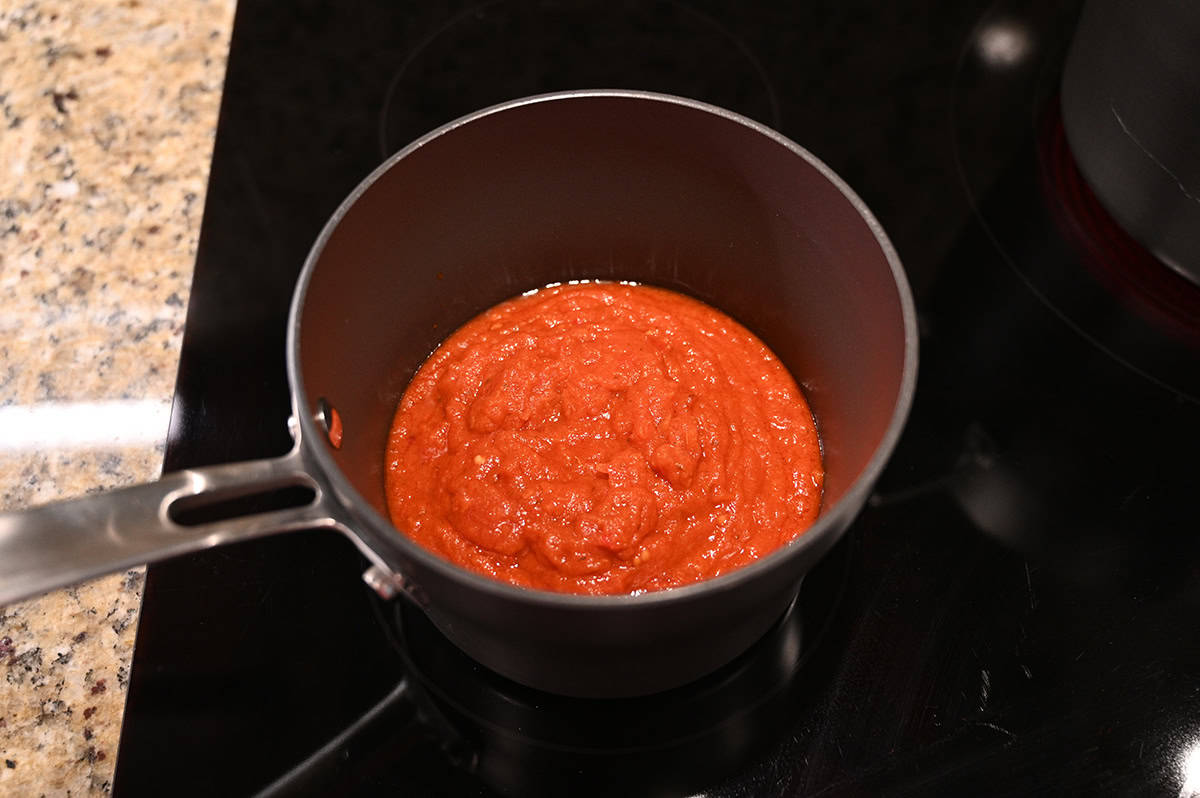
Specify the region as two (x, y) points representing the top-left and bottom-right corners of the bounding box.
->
(385, 282), (823, 595)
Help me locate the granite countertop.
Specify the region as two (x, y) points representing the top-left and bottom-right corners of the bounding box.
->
(0, 1), (234, 793)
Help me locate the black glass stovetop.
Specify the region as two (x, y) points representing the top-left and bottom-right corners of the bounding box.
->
(113, 0), (1200, 795)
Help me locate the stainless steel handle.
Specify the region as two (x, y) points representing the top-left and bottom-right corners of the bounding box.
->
(0, 446), (338, 606)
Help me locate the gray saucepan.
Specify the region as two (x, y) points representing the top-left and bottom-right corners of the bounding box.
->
(0, 90), (917, 698)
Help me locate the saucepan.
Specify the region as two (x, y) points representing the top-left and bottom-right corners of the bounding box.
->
(0, 91), (917, 698)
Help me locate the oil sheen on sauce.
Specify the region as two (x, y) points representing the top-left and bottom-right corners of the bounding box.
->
(384, 282), (823, 595)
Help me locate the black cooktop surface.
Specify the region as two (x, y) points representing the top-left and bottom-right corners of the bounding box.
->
(114, 0), (1200, 795)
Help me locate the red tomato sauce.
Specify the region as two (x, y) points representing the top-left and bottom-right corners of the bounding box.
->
(385, 282), (823, 595)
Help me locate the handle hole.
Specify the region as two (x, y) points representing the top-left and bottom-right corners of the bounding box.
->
(168, 484), (317, 527)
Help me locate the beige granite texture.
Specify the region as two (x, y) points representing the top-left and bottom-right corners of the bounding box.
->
(0, 1), (235, 794)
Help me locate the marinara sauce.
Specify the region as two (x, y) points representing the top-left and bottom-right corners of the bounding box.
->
(385, 282), (823, 595)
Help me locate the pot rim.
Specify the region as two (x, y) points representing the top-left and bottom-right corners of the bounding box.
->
(286, 88), (919, 609)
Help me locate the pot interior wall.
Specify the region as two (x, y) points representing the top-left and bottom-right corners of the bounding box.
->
(297, 95), (908, 530)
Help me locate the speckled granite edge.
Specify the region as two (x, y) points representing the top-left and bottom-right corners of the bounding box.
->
(0, 1), (236, 794)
